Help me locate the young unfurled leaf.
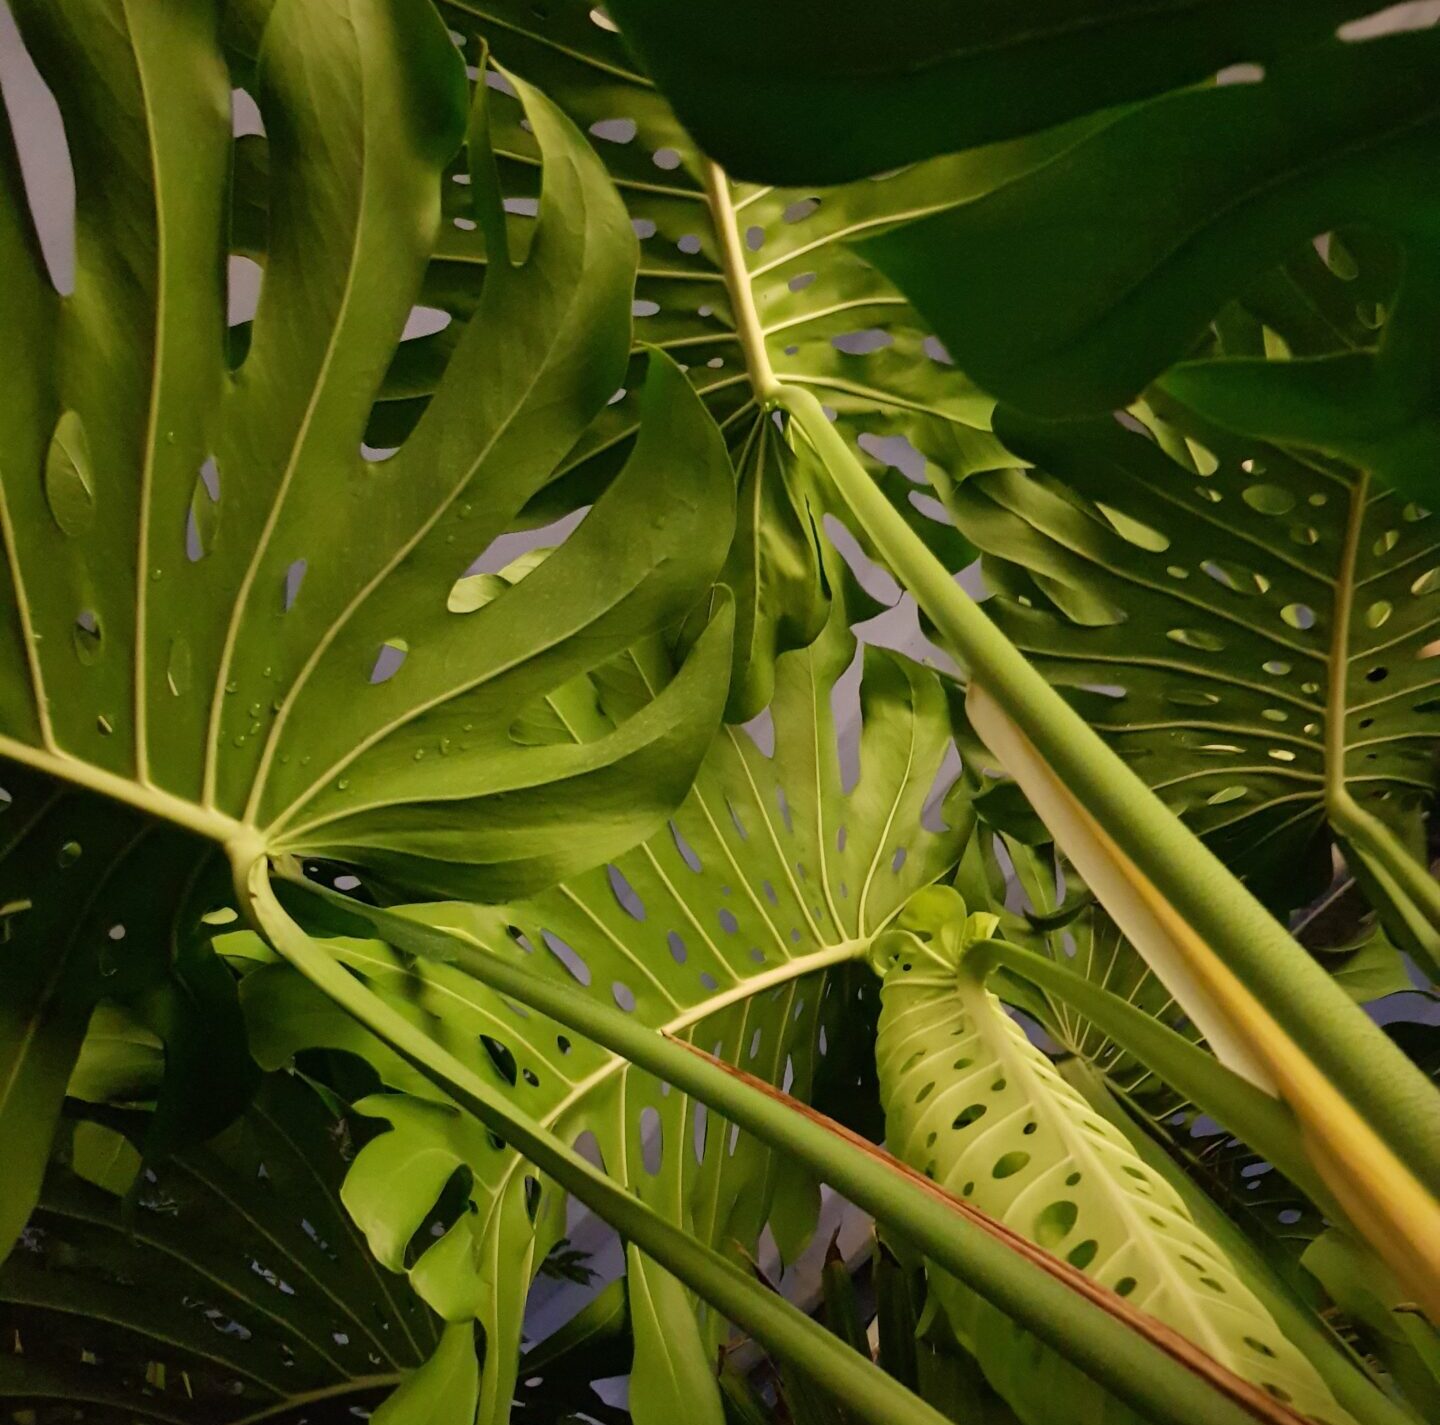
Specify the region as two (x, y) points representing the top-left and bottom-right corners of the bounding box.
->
(875, 920), (1351, 1425)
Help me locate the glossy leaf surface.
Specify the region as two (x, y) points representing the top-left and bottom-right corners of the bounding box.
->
(234, 592), (967, 1422)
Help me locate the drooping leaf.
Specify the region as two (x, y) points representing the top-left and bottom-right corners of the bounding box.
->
(0, 0), (733, 1248)
(815, 19), (1440, 507)
(874, 916), (1351, 1425)
(233, 584), (967, 1422)
(602, 1), (1387, 184)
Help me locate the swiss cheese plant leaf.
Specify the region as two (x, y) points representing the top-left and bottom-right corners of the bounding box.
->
(331, 0), (1014, 712)
(946, 403), (1440, 920)
(0, 0), (734, 1250)
(874, 922), (1352, 1425)
(601, 0), (1382, 184)
(976, 835), (1340, 1251)
(232, 587), (969, 1424)
(851, 24), (1440, 507)
(0, 1074), (439, 1424)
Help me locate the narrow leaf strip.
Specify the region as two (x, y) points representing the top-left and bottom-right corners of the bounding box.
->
(967, 685), (1440, 1322)
(238, 860), (953, 1425)
(296, 882), (1314, 1425)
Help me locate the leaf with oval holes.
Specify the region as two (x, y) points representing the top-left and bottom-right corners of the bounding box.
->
(0, 1074), (439, 1423)
(0, 0), (737, 1250)
(226, 569), (970, 1425)
(874, 922), (1352, 1425)
(289, 0), (994, 581)
(944, 396), (1440, 923)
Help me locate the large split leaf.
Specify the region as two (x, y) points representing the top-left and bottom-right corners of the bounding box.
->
(0, 1074), (438, 1424)
(602, 0), (1382, 184)
(294, 0), (1031, 716)
(235, 590), (968, 1423)
(874, 916), (1351, 1425)
(0, 0), (733, 1249)
(945, 402), (1440, 920)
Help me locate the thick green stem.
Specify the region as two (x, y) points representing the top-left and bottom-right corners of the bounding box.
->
(293, 880), (1309, 1425)
(237, 859), (952, 1425)
(1331, 791), (1440, 940)
(776, 383), (1440, 1196)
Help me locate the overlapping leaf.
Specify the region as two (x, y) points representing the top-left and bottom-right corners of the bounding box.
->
(233, 588), (968, 1423)
(269, 0), (1015, 715)
(851, 24), (1440, 507)
(602, 0), (1384, 184)
(946, 403), (1439, 918)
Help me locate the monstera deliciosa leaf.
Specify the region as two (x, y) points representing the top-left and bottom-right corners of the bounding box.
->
(602, 3), (1440, 510)
(229, 588), (969, 1424)
(0, 1073), (438, 1424)
(947, 400), (1439, 924)
(601, 0), (1385, 183)
(0, 0), (733, 1258)
(314, 0), (1053, 717)
(873, 908), (1353, 1425)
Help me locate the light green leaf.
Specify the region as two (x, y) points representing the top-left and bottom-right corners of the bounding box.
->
(1, 0), (734, 1252)
(875, 922), (1352, 1425)
(376, 1), (995, 581)
(241, 586), (966, 1422)
(627, 1246), (726, 1425)
(65, 1002), (165, 1104)
(69, 1120), (142, 1197)
(373, 1321), (479, 1425)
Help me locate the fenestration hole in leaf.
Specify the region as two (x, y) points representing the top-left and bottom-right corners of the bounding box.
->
(479, 1035), (518, 1087)
(1281, 603), (1316, 630)
(543, 930), (589, 985)
(1241, 484), (1295, 515)
(831, 329), (893, 355)
(640, 1106), (662, 1175)
(1166, 628), (1225, 651)
(368, 639), (408, 683)
(72, 609), (102, 664)
(401, 305), (451, 340)
(606, 865), (646, 920)
(1033, 1200), (1078, 1248)
(588, 117), (636, 144)
(284, 558), (307, 610)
